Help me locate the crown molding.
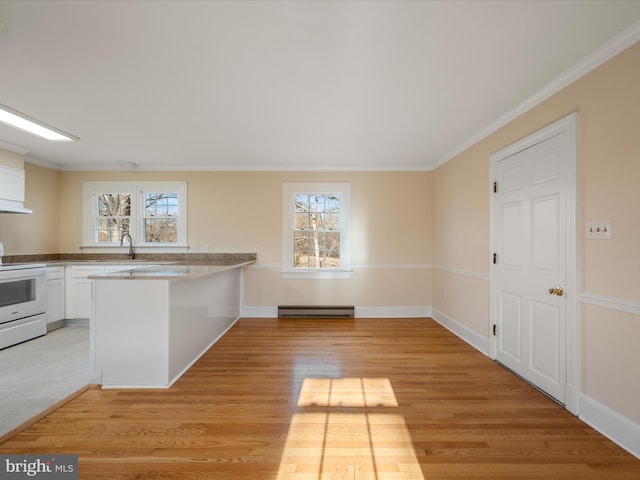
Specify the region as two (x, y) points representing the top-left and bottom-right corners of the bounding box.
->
(0, 140), (29, 155)
(432, 20), (640, 170)
(23, 155), (64, 170)
(32, 161), (433, 173)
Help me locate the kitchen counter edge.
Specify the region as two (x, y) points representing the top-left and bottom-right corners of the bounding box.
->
(88, 260), (255, 281)
(1, 252), (257, 267)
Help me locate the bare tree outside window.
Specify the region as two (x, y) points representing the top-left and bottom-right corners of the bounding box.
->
(144, 192), (179, 243)
(96, 193), (131, 243)
(85, 181), (187, 247)
(293, 193), (341, 268)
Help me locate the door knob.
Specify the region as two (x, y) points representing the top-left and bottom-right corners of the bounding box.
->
(549, 286), (564, 296)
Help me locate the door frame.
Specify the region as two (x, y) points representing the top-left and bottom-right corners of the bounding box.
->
(489, 113), (579, 415)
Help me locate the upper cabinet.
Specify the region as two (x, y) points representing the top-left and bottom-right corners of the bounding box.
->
(0, 165), (32, 213)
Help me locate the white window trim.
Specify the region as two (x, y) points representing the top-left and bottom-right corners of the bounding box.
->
(82, 181), (187, 249)
(282, 181), (351, 279)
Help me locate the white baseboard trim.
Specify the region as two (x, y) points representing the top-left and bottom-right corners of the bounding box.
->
(355, 306), (431, 318)
(242, 306), (278, 318)
(565, 382), (580, 416)
(431, 308), (489, 356)
(579, 394), (640, 459)
(241, 306), (431, 319)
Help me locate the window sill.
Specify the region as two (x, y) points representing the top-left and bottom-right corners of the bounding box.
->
(282, 269), (352, 280)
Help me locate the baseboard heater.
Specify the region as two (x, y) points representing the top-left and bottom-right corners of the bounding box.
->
(278, 305), (355, 318)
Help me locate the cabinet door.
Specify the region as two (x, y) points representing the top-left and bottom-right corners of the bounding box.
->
(65, 266), (104, 319)
(0, 166), (25, 202)
(46, 277), (65, 323)
(73, 278), (94, 319)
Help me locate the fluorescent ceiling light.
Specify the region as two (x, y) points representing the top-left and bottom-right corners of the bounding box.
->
(0, 104), (76, 142)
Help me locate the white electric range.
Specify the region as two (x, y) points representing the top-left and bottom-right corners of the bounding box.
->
(0, 263), (47, 349)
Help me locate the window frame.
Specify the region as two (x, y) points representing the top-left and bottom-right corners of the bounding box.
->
(282, 182), (351, 279)
(82, 181), (187, 248)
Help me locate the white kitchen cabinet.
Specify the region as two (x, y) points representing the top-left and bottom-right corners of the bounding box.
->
(65, 265), (104, 320)
(0, 165), (25, 203)
(0, 165), (32, 213)
(65, 264), (139, 320)
(46, 266), (65, 325)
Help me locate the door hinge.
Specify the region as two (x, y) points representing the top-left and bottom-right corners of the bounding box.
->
(493, 324), (497, 336)
(493, 253), (497, 264)
(493, 181), (497, 193)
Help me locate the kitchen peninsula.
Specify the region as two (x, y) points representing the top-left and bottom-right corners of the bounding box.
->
(91, 259), (254, 388)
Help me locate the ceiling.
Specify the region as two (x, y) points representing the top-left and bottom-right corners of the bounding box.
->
(1, 1), (640, 172)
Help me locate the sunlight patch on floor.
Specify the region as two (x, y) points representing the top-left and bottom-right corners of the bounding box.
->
(278, 378), (424, 480)
(297, 378), (399, 408)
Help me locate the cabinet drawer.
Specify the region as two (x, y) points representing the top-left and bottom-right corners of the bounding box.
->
(69, 265), (105, 278)
(46, 266), (65, 280)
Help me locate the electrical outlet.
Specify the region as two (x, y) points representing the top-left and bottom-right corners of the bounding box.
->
(202, 244), (209, 253)
(586, 220), (612, 239)
(0, 242), (4, 257)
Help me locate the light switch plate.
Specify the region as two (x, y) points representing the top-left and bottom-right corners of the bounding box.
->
(0, 242), (4, 257)
(586, 219), (612, 239)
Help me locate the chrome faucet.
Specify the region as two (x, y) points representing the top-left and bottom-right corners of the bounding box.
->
(120, 232), (134, 260)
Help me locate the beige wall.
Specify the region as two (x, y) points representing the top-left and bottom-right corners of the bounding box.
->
(55, 170), (432, 310)
(0, 161), (60, 255)
(432, 42), (640, 424)
(0, 148), (24, 170)
(5, 169), (432, 309)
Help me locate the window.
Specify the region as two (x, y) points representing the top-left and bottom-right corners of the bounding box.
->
(83, 182), (187, 247)
(96, 193), (131, 243)
(143, 192), (180, 243)
(282, 182), (351, 278)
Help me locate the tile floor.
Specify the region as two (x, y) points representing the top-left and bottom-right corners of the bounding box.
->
(0, 326), (96, 436)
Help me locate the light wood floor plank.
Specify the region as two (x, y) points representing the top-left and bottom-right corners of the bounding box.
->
(1, 318), (638, 479)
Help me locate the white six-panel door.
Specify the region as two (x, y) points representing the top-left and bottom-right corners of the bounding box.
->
(493, 131), (569, 404)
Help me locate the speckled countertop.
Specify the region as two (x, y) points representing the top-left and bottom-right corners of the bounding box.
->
(2, 252), (256, 267)
(88, 261), (254, 281)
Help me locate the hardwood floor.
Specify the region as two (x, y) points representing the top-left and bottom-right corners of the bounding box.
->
(1, 318), (638, 479)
